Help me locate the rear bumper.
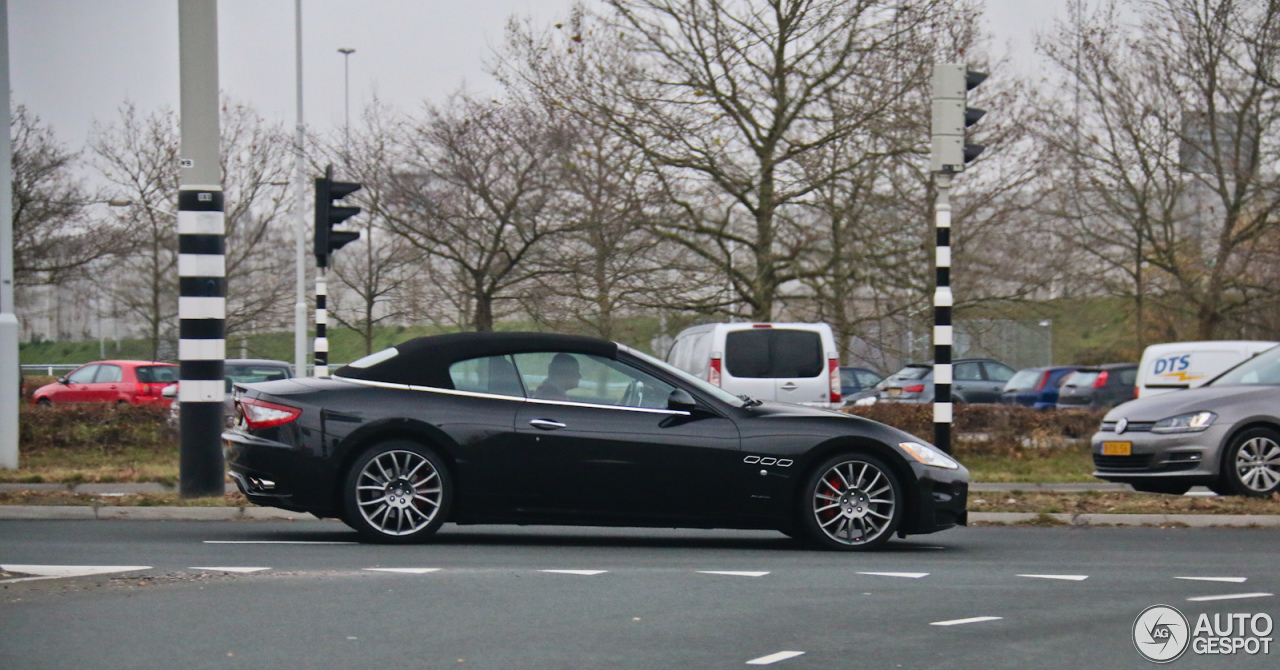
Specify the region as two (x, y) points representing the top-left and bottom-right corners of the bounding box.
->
(223, 430), (338, 517)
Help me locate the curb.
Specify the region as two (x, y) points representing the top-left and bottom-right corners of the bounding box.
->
(0, 506), (1277, 527)
(968, 512), (1280, 527)
(0, 506), (319, 521)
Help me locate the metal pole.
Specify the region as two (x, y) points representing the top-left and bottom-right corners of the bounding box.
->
(933, 173), (953, 454)
(294, 0), (308, 379)
(314, 268), (328, 377)
(338, 48), (354, 160)
(177, 0), (226, 497)
(0, 0), (19, 470)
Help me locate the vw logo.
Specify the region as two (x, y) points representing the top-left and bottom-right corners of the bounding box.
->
(1116, 418), (1128, 434)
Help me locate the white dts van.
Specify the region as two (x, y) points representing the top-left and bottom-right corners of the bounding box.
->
(1136, 340), (1278, 398)
(666, 322), (841, 408)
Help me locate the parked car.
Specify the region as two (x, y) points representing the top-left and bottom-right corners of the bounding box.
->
(839, 366), (882, 404)
(999, 366), (1081, 409)
(877, 358), (1017, 404)
(1092, 344), (1280, 496)
(1136, 340), (1276, 399)
(30, 360), (178, 407)
(224, 331), (969, 550)
(1056, 363), (1138, 410)
(666, 322), (842, 407)
(165, 358), (293, 423)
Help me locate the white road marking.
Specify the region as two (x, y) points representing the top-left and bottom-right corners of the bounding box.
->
(931, 616), (1003, 627)
(698, 571), (770, 577)
(189, 567), (270, 573)
(1017, 574), (1089, 581)
(1176, 576), (1247, 583)
(540, 570), (607, 576)
(746, 651), (805, 665)
(0, 564), (151, 583)
(202, 541), (358, 545)
(857, 571), (929, 579)
(364, 568), (441, 575)
(1186, 593), (1274, 602)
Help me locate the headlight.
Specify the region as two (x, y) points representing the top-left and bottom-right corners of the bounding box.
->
(899, 441), (960, 470)
(1151, 411), (1217, 433)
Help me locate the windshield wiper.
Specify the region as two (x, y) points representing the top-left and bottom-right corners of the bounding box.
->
(737, 394), (763, 407)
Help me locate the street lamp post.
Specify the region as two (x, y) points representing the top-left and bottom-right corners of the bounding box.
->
(338, 47), (355, 160)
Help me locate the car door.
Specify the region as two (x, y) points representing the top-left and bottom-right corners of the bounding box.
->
(87, 364), (124, 402)
(982, 362), (1017, 403)
(56, 365), (100, 403)
(952, 361), (985, 402)
(511, 352), (742, 524)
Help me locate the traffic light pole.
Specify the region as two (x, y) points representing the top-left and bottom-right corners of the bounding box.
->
(314, 268), (329, 377)
(177, 0), (226, 497)
(933, 173), (954, 455)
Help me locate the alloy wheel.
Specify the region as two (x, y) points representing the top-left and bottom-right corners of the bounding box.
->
(811, 458), (897, 547)
(354, 449), (443, 537)
(1235, 436), (1280, 494)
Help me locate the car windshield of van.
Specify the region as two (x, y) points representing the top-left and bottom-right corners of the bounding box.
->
(1208, 346), (1280, 386)
(724, 329), (823, 378)
(621, 346), (745, 407)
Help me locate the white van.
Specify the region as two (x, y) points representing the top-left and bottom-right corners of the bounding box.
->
(1136, 340), (1278, 398)
(666, 322), (841, 407)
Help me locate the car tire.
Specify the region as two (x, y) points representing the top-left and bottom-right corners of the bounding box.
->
(36, 398), (51, 407)
(798, 453), (903, 551)
(341, 440), (453, 544)
(1217, 427), (1280, 497)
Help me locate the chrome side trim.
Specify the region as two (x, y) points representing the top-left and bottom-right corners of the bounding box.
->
(331, 374), (690, 415)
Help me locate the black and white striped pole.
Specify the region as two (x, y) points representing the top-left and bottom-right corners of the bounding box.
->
(177, 0), (225, 496)
(313, 164), (361, 377)
(930, 63), (987, 453)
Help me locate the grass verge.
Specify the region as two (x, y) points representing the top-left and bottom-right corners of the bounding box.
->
(970, 490), (1280, 515)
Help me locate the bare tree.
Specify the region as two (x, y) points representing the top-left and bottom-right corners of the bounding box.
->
(507, 1), (951, 321)
(328, 225), (422, 356)
(10, 105), (126, 286)
(1037, 0), (1280, 342)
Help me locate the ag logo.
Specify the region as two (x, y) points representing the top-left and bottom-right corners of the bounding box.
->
(1134, 605), (1190, 663)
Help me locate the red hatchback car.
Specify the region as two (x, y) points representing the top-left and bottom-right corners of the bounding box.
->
(31, 360), (179, 407)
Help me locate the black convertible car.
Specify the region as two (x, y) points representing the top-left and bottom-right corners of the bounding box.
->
(223, 332), (968, 550)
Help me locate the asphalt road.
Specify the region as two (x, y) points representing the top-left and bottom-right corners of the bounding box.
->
(2, 521), (1277, 669)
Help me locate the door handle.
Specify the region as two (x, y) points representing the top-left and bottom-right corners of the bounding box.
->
(780, 382), (798, 391)
(529, 419), (566, 430)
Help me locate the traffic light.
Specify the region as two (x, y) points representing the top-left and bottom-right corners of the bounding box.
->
(314, 164), (362, 267)
(931, 63), (987, 173)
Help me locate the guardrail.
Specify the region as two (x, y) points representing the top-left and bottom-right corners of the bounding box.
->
(20, 364), (80, 376)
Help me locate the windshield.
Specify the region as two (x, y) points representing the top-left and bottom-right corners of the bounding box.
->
(620, 345), (746, 407)
(1209, 345), (1280, 386)
(888, 366), (931, 381)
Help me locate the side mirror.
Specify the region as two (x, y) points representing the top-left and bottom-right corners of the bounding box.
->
(667, 388), (697, 412)
(57, 376), (69, 385)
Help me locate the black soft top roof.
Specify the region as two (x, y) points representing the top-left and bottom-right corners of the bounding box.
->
(334, 331), (618, 388)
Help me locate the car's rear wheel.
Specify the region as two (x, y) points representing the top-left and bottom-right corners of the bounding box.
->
(799, 453), (902, 551)
(1218, 428), (1280, 497)
(342, 440), (452, 543)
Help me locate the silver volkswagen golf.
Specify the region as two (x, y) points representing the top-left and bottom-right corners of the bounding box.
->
(1091, 345), (1280, 496)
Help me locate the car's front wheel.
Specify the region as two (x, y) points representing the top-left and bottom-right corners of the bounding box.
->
(342, 440), (452, 543)
(36, 397), (51, 407)
(1219, 428), (1280, 497)
(799, 453), (903, 551)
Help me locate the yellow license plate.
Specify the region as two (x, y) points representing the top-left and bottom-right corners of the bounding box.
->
(1101, 441), (1132, 456)
(888, 388), (901, 397)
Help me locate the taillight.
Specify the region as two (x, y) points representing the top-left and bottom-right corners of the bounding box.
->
(828, 359), (841, 404)
(136, 383), (152, 396)
(708, 358), (722, 387)
(1034, 371), (1051, 392)
(1093, 370), (1110, 389)
(904, 384), (925, 393)
(238, 397), (303, 430)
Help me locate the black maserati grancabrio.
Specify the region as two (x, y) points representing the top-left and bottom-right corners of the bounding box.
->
(222, 332), (968, 550)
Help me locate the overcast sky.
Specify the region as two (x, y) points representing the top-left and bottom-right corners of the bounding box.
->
(9, 0), (1068, 150)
